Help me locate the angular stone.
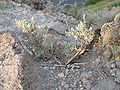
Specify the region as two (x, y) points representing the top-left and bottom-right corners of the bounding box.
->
(94, 79), (116, 90)
(48, 21), (68, 35)
(101, 18), (120, 45)
(114, 13), (120, 20)
(116, 60), (120, 68)
(115, 70), (120, 83)
(58, 73), (64, 78)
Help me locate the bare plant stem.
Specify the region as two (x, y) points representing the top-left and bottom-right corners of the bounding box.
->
(65, 46), (85, 65)
(54, 56), (62, 65)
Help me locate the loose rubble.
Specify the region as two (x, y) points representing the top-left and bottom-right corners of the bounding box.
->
(0, 1), (120, 90)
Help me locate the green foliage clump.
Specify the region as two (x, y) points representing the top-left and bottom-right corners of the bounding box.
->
(66, 15), (95, 45)
(70, 2), (79, 19)
(15, 17), (47, 57)
(15, 17), (46, 33)
(110, 1), (120, 7)
(85, 0), (103, 6)
(69, 2), (85, 20)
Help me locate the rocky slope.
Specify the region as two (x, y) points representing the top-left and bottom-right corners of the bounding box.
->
(0, 1), (120, 90)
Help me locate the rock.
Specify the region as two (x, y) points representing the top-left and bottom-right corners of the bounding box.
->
(64, 84), (69, 88)
(82, 78), (91, 90)
(111, 63), (116, 68)
(0, 30), (23, 90)
(114, 13), (120, 21)
(0, 61), (2, 65)
(91, 87), (96, 90)
(58, 73), (64, 78)
(103, 48), (112, 59)
(100, 14), (120, 60)
(100, 18), (120, 45)
(94, 79), (116, 90)
(0, 30), (39, 90)
(110, 69), (116, 77)
(81, 71), (92, 79)
(95, 58), (101, 65)
(80, 71), (93, 89)
(48, 21), (68, 35)
(115, 70), (120, 83)
(116, 60), (120, 68)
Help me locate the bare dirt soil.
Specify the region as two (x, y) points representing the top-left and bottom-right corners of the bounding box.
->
(0, 31), (120, 90)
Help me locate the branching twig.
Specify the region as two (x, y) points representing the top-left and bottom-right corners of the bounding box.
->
(65, 39), (86, 65)
(54, 56), (62, 65)
(65, 46), (85, 65)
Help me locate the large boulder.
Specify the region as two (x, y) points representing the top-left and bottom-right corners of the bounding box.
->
(95, 14), (120, 60)
(48, 21), (68, 35)
(86, 7), (120, 30)
(0, 30), (23, 90)
(100, 15), (120, 45)
(0, 30), (39, 90)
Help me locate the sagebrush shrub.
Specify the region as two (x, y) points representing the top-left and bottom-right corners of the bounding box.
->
(15, 15), (94, 64)
(65, 20), (95, 45)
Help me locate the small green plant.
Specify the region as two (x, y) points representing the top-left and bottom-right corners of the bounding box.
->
(69, 2), (84, 20)
(85, 0), (103, 6)
(65, 15), (95, 45)
(15, 17), (46, 33)
(15, 17), (47, 57)
(70, 2), (79, 19)
(110, 1), (120, 7)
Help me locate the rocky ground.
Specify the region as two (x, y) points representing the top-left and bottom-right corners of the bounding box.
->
(0, 1), (120, 90)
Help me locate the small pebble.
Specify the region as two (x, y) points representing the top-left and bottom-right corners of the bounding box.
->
(64, 84), (69, 88)
(111, 63), (116, 68)
(43, 67), (49, 70)
(95, 58), (101, 64)
(0, 65), (2, 69)
(61, 81), (65, 86)
(80, 87), (84, 90)
(58, 73), (64, 78)
(0, 61), (2, 65)
(79, 84), (83, 87)
(110, 69), (116, 76)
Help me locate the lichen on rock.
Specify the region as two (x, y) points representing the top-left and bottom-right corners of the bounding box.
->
(101, 16), (120, 45)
